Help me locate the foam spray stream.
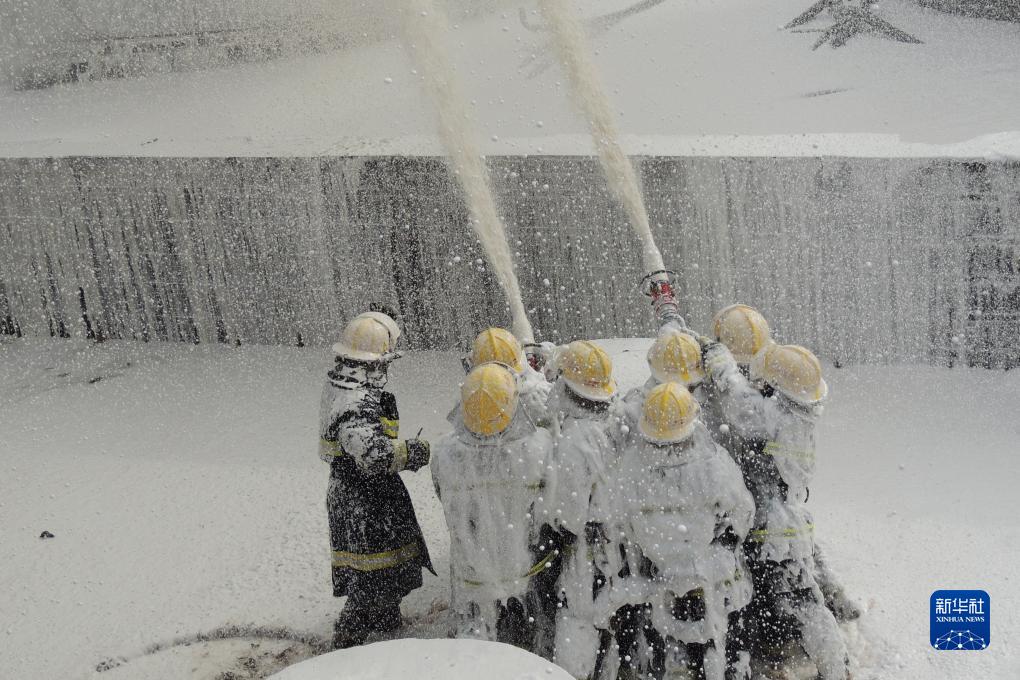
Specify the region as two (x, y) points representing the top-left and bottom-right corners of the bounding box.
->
(402, 0), (535, 344)
(537, 0), (683, 325)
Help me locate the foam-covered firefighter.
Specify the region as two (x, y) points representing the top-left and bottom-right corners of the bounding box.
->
(541, 340), (620, 678)
(432, 361), (555, 652)
(702, 338), (850, 680)
(319, 312), (435, 649)
(600, 382), (754, 680)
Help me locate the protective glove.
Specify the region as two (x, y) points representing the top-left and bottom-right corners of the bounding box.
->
(703, 341), (738, 384)
(404, 438), (431, 472)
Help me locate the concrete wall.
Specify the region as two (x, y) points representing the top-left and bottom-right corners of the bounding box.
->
(1, 156), (1018, 367)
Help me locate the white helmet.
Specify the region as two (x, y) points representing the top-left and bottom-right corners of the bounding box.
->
(354, 311), (401, 344)
(332, 316), (395, 363)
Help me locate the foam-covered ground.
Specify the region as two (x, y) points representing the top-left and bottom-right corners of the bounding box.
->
(1, 0), (1018, 157)
(272, 638), (573, 680)
(0, 337), (1018, 679)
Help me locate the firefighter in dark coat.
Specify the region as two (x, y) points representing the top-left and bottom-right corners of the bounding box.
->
(319, 312), (434, 649)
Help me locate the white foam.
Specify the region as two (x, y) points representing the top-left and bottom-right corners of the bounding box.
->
(403, 0), (533, 342)
(538, 0), (664, 274)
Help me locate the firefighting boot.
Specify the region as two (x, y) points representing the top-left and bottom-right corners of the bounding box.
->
(370, 600), (403, 634)
(333, 602), (371, 649)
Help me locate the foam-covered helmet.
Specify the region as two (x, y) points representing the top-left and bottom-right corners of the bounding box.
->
(559, 340), (617, 402)
(332, 316), (394, 363)
(354, 310), (400, 344)
(470, 327), (525, 373)
(639, 381), (701, 444)
(751, 343), (828, 406)
(647, 329), (705, 387)
(461, 362), (519, 436)
(713, 304), (771, 364)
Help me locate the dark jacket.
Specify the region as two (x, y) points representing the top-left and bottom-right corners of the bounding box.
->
(320, 377), (435, 599)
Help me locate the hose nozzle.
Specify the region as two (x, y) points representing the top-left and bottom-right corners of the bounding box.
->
(639, 270), (688, 330)
(640, 269), (676, 297)
(523, 342), (546, 372)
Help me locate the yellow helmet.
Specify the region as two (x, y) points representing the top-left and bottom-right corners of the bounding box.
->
(470, 327), (525, 373)
(332, 316), (392, 362)
(461, 363), (519, 436)
(354, 311), (400, 344)
(647, 330), (705, 386)
(713, 304), (771, 364)
(752, 344), (828, 406)
(639, 381), (701, 444)
(559, 340), (617, 402)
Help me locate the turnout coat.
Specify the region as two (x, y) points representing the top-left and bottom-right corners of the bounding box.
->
(319, 371), (434, 599)
(704, 347), (820, 566)
(431, 413), (553, 641)
(704, 345), (848, 679)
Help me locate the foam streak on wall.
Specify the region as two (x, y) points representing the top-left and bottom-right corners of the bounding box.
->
(1, 156), (1017, 368)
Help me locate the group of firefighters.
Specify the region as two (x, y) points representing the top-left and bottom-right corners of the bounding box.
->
(318, 304), (859, 680)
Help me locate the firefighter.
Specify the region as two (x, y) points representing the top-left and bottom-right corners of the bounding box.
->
(432, 362), (554, 652)
(703, 342), (849, 680)
(319, 313), (434, 649)
(601, 382), (754, 680)
(542, 340), (620, 678)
